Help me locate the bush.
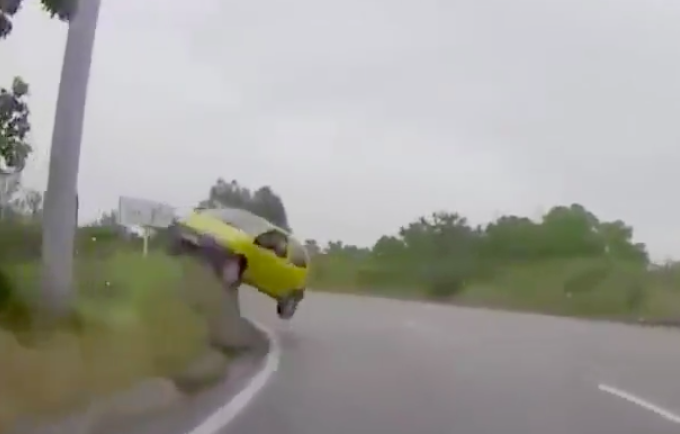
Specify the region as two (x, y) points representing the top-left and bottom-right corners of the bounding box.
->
(424, 265), (469, 299)
(562, 264), (611, 295)
(0, 222), (42, 263)
(313, 255), (680, 321)
(0, 250), (226, 430)
(0, 268), (12, 307)
(0, 220), (235, 430)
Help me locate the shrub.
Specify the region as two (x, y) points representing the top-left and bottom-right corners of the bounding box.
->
(0, 250), (221, 430)
(0, 222), (42, 263)
(562, 264), (611, 295)
(423, 261), (473, 299)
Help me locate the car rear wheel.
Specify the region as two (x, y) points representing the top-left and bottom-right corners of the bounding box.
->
(220, 257), (243, 290)
(167, 235), (189, 256)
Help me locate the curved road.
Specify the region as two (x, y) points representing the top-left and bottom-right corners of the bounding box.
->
(112, 289), (680, 434)
(223, 290), (680, 434)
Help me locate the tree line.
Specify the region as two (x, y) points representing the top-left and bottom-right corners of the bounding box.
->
(306, 204), (651, 296)
(182, 179), (663, 313)
(88, 178), (291, 231)
(148, 178), (650, 274)
(170, 178), (652, 299)
(197, 178), (291, 231)
(333, 204), (649, 265)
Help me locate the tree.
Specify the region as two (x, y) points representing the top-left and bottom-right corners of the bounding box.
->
(92, 209), (118, 227)
(598, 220), (648, 264)
(1, 187), (43, 222)
(250, 186), (290, 231)
(319, 202), (650, 298)
(304, 239), (321, 257)
(483, 215), (540, 261)
(14, 188), (43, 219)
(1, 0), (76, 39)
(39, 0), (78, 20)
(199, 178), (291, 231)
(396, 211), (479, 263)
(0, 172), (20, 216)
(537, 204), (603, 258)
(199, 179), (252, 210)
(1, 0), (102, 322)
(0, 77), (31, 175)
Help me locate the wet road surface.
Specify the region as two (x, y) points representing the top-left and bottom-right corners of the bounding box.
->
(223, 290), (680, 434)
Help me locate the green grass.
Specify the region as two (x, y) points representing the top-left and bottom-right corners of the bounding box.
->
(310, 257), (680, 322)
(0, 249), (225, 431)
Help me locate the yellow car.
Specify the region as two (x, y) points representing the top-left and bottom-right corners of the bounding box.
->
(168, 207), (309, 319)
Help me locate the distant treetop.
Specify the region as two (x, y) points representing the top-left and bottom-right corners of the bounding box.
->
(1, 0), (76, 39)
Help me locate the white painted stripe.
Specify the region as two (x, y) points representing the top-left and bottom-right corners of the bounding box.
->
(598, 383), (680, 424)
(186, 322), (281, 434)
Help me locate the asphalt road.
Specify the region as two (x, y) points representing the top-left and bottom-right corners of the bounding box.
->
(221, 290), (680, 434)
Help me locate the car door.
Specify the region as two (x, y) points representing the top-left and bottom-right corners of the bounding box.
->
(250, 231), (293, 295)
(287, 239), (309, 288)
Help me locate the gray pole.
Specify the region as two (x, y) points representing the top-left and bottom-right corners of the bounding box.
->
(40, 0), (102, 317)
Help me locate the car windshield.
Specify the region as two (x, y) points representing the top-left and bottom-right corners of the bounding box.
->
(202, 207), (275, 236)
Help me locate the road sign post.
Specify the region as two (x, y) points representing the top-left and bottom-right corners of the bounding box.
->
(117, 196), (175, 256)
(142, 227), (148, 257)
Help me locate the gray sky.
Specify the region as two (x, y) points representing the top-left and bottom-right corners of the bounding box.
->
(2, 0), (680, 260)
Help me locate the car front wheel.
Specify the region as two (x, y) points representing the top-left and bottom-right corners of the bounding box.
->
(276, 291), (302, 320)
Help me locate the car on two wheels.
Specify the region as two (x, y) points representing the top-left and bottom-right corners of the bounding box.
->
(167, 207), (310, 319)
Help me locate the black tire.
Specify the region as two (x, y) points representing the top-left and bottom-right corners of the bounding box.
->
(217, 255), (246, 291)
(276, 291), (302, 320)
(166, 225), (200, 257)
(167, 236), (188, 256)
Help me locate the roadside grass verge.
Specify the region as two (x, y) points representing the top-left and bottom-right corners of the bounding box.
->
(310, 257), (680, 322)
(0, 244), (225, 431)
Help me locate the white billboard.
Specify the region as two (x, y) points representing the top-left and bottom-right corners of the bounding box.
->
(117, 196), (176, 228)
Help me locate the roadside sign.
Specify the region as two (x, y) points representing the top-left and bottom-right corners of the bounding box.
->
(117, 196), (175, 228)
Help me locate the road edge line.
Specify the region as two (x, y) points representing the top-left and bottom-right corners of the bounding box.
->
(185, 321), (281, 434)
(598, 383), (680, 424)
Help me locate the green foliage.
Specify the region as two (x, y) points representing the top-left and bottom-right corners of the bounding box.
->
(0, 221), (41, 263)
(198, 178), (291, 231)
(90, 209), (118, 227)
(562, 265), (611, 295)
(0, 249), (221, 430)
(0, 221), (134, 265)
(1, 0), (74, 39)
(0, 268), (15, 312)
(0, 77), (31, 174)
(309, 203), (669, 319)
(0, 223), (127, 332)
(39, 0), (77, 21)
(0, 0), (21, 38)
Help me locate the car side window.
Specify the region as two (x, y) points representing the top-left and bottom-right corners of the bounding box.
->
(254, 230), (288, 259)
(289, 242), (308, 268)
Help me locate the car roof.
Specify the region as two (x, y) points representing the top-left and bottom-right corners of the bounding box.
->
(201, 207), (291, 237)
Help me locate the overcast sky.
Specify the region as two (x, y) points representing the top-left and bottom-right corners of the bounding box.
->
(2, 0), (680, 260)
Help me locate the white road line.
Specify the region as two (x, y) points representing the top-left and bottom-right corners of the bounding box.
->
(186, 322), (281, 434)
(598, 384), (680, 424)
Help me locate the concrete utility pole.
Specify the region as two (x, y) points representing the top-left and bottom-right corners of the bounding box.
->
(40, 0), (102, 316)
